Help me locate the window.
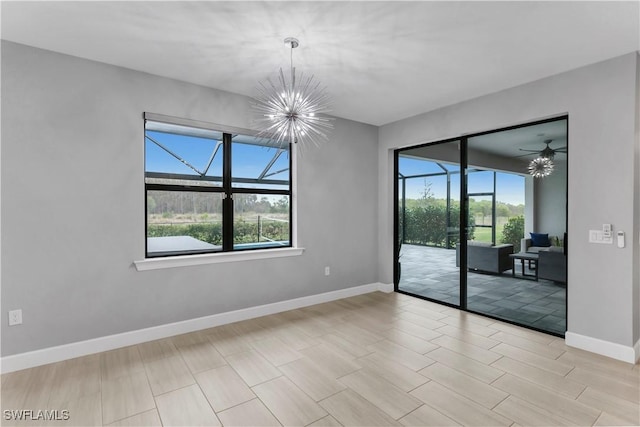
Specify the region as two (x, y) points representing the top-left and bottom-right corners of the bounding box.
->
(144, 113), (291, 258)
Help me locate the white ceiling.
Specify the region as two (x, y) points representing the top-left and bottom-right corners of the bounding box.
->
(1, 1), (639, 126)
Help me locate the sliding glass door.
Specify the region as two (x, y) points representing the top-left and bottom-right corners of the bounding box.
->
(395, 117), (568, 336)
(396, 140), (462, 307)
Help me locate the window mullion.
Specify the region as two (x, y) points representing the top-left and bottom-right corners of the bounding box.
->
(222, 133), (234, 251)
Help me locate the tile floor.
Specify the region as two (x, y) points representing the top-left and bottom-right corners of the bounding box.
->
(2, 292), (638, 426)
(399, 244), (566, 335)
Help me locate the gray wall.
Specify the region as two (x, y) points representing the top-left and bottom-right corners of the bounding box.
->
(379, 53), (639, 349)
(0, 41), (379, 356)
(534, 161), (567, 238)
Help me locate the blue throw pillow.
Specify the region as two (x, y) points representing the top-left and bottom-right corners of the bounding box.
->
(530, 232), (551, 247)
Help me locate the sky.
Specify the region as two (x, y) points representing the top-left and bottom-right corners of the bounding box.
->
(145, 130), (290, 185)
(399, 157), (525, 206)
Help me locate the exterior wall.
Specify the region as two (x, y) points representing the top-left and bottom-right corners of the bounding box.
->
(0, 41), (379, 357)
(379, 53), (639, 356)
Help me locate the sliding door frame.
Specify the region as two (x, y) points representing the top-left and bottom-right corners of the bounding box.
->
(393, 115), (568, 337)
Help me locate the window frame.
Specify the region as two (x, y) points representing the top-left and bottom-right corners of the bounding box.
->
(143, 112), (293, 259)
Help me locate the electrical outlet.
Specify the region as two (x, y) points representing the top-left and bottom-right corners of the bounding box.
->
(324, 266), (330, 276)
(9, 309), (22, 326)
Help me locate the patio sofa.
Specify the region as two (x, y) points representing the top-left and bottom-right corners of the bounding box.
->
(456, 241), (513, 274)
(538, 246), (567, 283)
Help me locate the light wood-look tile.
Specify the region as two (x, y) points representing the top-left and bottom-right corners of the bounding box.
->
(252, 376), (327, 426)
(398, 404), (461, 426)
(559, 349), (640, 385)
(410, 381), (512, 426)
(101, 371), (155, 425)
(331, 322), (384, 347)
(298, 344), (362, 379)
(487, 321), (557, 344)
(434, 324), (500, 350)
(6, 291), (640, 427)
(366, 340), (435, 371)
(319, 389), (402, 426)
(48, 356), (101, 407)
(492, 373), (600, 425)
(207, 325), (253, 356)
(2, 363), (57, 411)
(216, 398), (281, 427)
(406, 298), (452, 313)
(100, 346), (145, 381)
(59, 392), (102, 427)
(143, 355), (194, 396)
(490, 342), (573, 376)
(177, 341), (227, 374)
(250, 336), (304, 366)
(576, 386), (640, 426)
(155, 384), (220, 426)
(280, 315), (333, 338)
(338, 368), (423, 419)
(170, 330), (211, 348)
(137, 338), (180, 363)
(107, 409), (162, 427)
(343, 311), (396, 333)
(427, 348), (504, 384)
(492, 396), (574, 426)
(566, 367), (640, 404)
(379, 328), (439, 354)
(445, 310), (498, 327)
(491, 356), (585, 398)
(593, 411), (637, 426)
(228, 319), (272, 342)
(401, 303), (450, 321)
(306, 415), (343, 427)
(389, 318), (443, 341)
(395, 311), (447, 330)
(225, 350), (282, 387)
(438, 316), (499, 337)
(195, 365), (255, 413)
(419, 363), (508, 409)
(489, 331), (564, 359)
(357, 352), (429, 392)
(319, 333), (372, 358)
(272, 325), (319, 351)
(430, 335), (501, 365)
(278, 357), (346, 401)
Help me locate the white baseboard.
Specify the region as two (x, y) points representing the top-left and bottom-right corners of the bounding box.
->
(565, 332), (640, 364)
(1, 282), (388, 374)
(377, 283), (394, 293)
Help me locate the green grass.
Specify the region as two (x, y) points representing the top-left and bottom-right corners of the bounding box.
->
(472, 225), (504, 243)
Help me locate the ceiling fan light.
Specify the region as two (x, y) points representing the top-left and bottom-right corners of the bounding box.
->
(528, 157), (554, 178)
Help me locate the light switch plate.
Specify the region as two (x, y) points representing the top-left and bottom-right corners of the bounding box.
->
(589, 229), (613, 244)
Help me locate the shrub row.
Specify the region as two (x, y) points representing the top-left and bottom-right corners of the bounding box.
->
(148, 220), (289, 245)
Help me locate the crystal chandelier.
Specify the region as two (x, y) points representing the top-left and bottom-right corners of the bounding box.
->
(252, 37), (333, 149)
(528, 156), (554, 178)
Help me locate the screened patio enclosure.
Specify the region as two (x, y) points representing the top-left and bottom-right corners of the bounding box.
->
(395, 116), (567, 337)
(398, 159), (511, 249)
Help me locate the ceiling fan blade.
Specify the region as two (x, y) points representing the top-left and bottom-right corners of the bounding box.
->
(553, 146), (567, 151)
(512, 152), (536, 158)
(518, 148), (540, 153)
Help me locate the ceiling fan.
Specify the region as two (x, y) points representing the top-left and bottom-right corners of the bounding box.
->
(517, 139), (567, 159)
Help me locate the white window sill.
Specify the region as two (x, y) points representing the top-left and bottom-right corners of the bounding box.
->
(134, 247), (305, 271)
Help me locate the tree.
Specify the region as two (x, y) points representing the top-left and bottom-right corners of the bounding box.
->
(147, 195), (157, 213)
(501, 215), (525, 252)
